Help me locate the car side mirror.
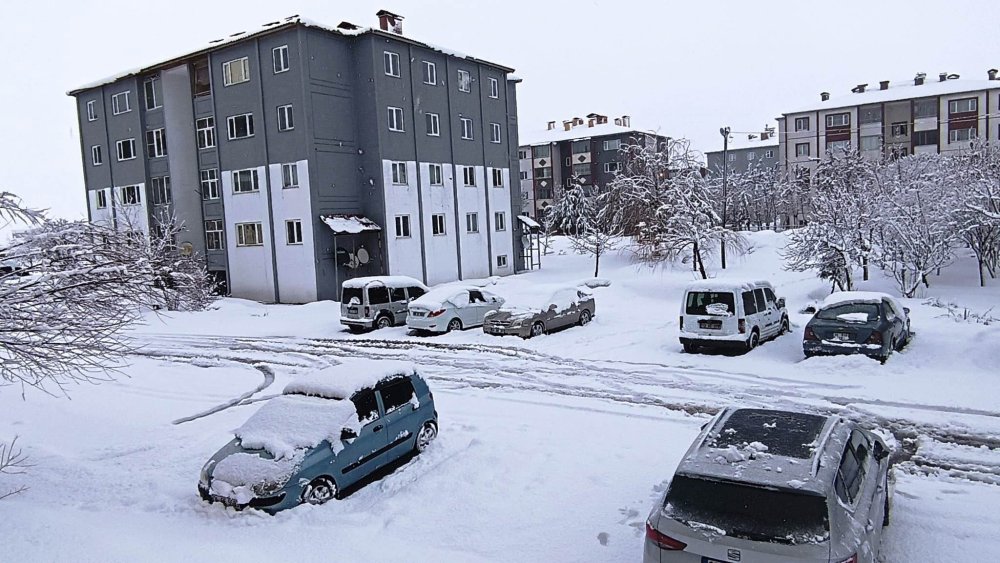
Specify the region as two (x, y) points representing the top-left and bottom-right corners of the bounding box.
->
(873, 441), (889, 462)
(340, 428), (358, 441)
(777, 298), (786, 309)
(903, 307), (910, 315)
(548, 304), (558, 311)
(491, 297), (498, 303)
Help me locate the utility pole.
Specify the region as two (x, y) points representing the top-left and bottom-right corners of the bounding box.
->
(719, 126), (731, 270)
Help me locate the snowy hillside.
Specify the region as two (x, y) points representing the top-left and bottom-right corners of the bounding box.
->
(2, 230), (999, 562)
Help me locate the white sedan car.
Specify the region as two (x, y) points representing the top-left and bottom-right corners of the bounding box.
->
(406, 285), (504, 334)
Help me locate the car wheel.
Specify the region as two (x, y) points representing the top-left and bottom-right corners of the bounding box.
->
(375, 315), (392, 330)
(745, 329), (759, 353)
(779, 316), (789, 335)
(529, 322), (545, 338)
(880, 341), (895, 364)
(682, 342), (698, 354)
(414, 421), (438, 453)
(301, 476), (338, 505)
(578, 309), (592, 326)
(446, 318), (462, 332)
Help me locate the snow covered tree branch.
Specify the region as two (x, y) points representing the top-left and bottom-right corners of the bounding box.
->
(0, 436), (30, 500)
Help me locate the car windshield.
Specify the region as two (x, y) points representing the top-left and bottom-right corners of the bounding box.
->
(341, 287), (364, 305)
(816, 302), (879, 322)
(664, 475), (830, 545)
(686, 292), (735, 316)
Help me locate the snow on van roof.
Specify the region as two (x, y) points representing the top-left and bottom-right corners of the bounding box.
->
(341, 276), (426, 289)
(282, 359), (416, 400)
(684, 279), (773, 293)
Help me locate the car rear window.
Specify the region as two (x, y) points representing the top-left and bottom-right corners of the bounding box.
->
(368, 286), (390, 305)
(342, 287), (363, 305)
(709, 409), (827, 458)
(816, 303), (879, 322)
(686, 292), (735, 316)
(664, 475), (829, 545)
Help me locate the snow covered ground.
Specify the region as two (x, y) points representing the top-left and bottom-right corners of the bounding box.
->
(3, 231), (999, 561)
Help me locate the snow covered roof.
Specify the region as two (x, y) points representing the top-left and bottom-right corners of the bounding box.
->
(282, 359), (417, 400)
(684, 279), (774, 293)
(320, 214), (381, 234)
(517, 214), (542, 231)
(785, 76), (1000, 115)
(519, 122), (658, 147)
(235, 394), (358, 460)
(706, 126), (779, 154)
(410, 285), (497, 309)
(68, 15), (514, 95)
(341, 275), (425, 290)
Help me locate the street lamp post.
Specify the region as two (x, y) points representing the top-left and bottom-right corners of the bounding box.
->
(719, 126), (731, 270)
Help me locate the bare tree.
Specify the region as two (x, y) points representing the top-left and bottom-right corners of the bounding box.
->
(0, 436), (29, 500)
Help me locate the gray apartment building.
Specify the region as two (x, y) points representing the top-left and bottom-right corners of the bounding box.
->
(68, 11), (522, 303)
(704, 127), (779, 176)
(517, 114), (669, 219)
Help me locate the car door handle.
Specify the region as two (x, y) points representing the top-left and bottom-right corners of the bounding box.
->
(373, 425), (383, 433)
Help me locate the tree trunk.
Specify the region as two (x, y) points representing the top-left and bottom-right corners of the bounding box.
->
(862, 255), (869, 281)
(979, 257), (986, 288)
(593, 248), (601, 278)
(721, 240), (727, 270)
(696, 246), (708, 279)
(692, 242), (699, 272)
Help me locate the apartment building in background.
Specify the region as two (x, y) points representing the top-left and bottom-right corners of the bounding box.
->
(68, 11), (522, 303)
(517, 114), (669, 219)
(705, 125), (779, 176)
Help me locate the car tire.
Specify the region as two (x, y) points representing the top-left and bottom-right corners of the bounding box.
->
(578, 309), (592, 326)
(446, 318), (463, 333)
(529, 322), (545, 338)
(414, 421), (438, 453)
(880, 341), (894, 365)
(745, 329), (759, 353)
(375, 315), (392, 330)
(301, 476), (338, 505)
(682, 342), (698, 354)
(779, 316), (789, 335)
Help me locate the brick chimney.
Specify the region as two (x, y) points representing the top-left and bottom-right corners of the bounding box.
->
(376, 10), (403, 34)
(939, 72), (948, 82)
(880, 80), (890, 90)
(820, 92), (830, 101)
(563, 120), (572, 131)
(614, 118), (622, 126)
(547, 120), (556, 130)
(914, 72), (926, 85)
(851, 84), (867, 93)
(621, 115), (630, 127)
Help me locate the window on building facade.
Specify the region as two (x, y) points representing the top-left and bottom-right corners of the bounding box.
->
(535, 166), (552, 179)
(891, 122), (909, 137)
(490, 122), (501, 143)
(794, 117), (810, 131)
(232, 169), (259, 193)
(457, 69), (471, 92)
(518, 149), (528, 159)
(795, 142), (810, 157)
(91, 145), (103, 166)
(277, 104), (294, 131)
(426, 112), (440, 136)
(827, 140), (850, 153)
(747, 152), (756, 160)
(764, 149), (774, 158)
(572, 163), (590, 178)
(388, 106), (404, 132)
(489, 77), (499, 98)
(282, 163), (299, 188)
(860, 136), (882, 151)
(949, 98), (978, 113)
(96, 190), (108, 209)
(491, 168), (504, 187)
(205, 220), (223, 250)
(461, 117), (474, 140)
(144, 77), (160, 110)
(826, 113), (850, 127)
(236, 222), (264, 246)
(223, 57), (250, 86)
(429, 164), (443, 186)
(604, 162), (620, 173)
(494, 211), (506, 232)
(285, 220), (303, 244)
(423, 61), (436, 85)
(950, 127), (977, 142)
(463, 166), (476, 186)
(112, 91), (131, 115)
(496, 255), (508, 268)
(394, 215), (411, 238)
(572, 140), (590, 153)
(565, 156), (572, 167)
(728, 153), (736, 162)
(859, 107), (882, 124)
(603, 139), (621, 151)
(121, 185), (141, 205)
(431, 214), (446, 236)
(150, 176), (171, 205)
(913, 130), (939, 146)
(466, 212), (479, 233)
(533, 145), (551, 158)
(196, 117), (216, 149)
(192, 58), (211, 96)
(201, 169), (219, 200)
(227, 113), (255, 139)
(273, 45), (289, 73)
(391, 162), (407, 185)
(116, 138), (136, 161)
(86, 100), (97, 121)
(146, 128), (167, 158)
(913, 99), (937, 119)
(384, 51), (400, 77)
(519, 171), (528, 180)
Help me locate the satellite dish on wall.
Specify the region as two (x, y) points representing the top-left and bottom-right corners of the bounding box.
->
(356, 247), (370, 265)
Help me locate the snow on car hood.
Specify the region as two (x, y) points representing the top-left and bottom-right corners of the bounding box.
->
(235, 395), (360, 460)
(209, 449), (304, 503)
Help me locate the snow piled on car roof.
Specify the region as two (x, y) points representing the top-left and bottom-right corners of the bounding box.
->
(684, 279), (773, 293)
(235, 395), (359, 459)
(282, 359), (416, 400)
(341, 276), (425, 289)
(821, 291), (907, 317)
(410, 285), (496, 309)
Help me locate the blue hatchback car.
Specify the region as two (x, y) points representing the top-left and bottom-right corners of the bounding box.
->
(198, 359), (438, 513)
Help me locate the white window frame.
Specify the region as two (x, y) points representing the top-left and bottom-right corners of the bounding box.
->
(272, 45), (290, 74)
(860, 136), (882, 151)
(121, 185), (142, 206)
(223, 57), (250, 86)
(205, 219), (224, 250)
(144, 77), (160, 110)
(201, 169), (220, 200)
(463, 166), (477, 186)
(384, 51), (400, 77)
(491, 168), (504, 188)
(826, 113), (850, 128)
(794, 116), (810, 131)
(795, 143), (810, 157)
(227, 113), (255, 140)
(391, 161), (408, 185)
(285, 219), (303, 245)
(281, 163), (299, 189)
(519, 171), (529, 180)
(949, 127), (977, 142)
(116, 138), (136, 161)
(457, 69), (471, 92)
(603, 162), (620, 173)
(466, 212), (479, 233)
(489, 77), (499, 98)
(86, 100), (97, 121)
(496, 255), (508, 268)
(490, 122), (502, 144)
(146, 128), (167, 158)
(96, 190), (108, 209)
(747, 151), (756, 160)
(949, 98), (978, 113)
(426, 112), (440, 136)
(603, 139), (621, 151)
(91, 145), (103, 166)
(431, 213), (446, 236)
(111, 91), (131, 115)
(423, 61), (437, 85)
(232, 168), (260, 194)
(388, 106), (405, 132)
(494, 211), (506, 232)
(277, 104), (294, 131)
(429, 164), (443, 186)
(461, 117), (474, 140)
(196, 117), (216, 149)
(235, 222), (264, 247)
(764, 149), (774, 158)
(150, 176), (171, 205)
(394, 215), (411, 238)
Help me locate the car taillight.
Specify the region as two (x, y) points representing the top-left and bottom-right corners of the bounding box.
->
(738, 319), (746, 334)
(837, 555), (858, 563)
(679, 316), (684, 330)
(866, 331), (883, 345)
(804, 326), (818, 341)
(645, 522), (686, 551)
(364, 306), (370, 317)
(427, 309), (445, 318)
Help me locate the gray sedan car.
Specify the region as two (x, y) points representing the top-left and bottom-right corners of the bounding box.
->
(483, 287), (594, 338)
(803, 291), (911, 363)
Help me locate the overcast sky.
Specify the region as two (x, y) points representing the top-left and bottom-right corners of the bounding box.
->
(2, 0), (999, 221)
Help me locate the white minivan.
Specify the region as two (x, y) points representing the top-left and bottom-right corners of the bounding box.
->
(678, 280), (788, 353)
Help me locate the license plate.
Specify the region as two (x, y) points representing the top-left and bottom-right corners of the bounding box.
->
(834, 332), (851, 341)
(348, 307), (358, 314)
(412, 311), (425, 317)
(698, 320), (722, 330)
(702, 558), (726, 563)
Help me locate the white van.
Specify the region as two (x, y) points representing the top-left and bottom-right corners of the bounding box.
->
(340, 276), (428, 332)
(678, 280), (788, 353)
